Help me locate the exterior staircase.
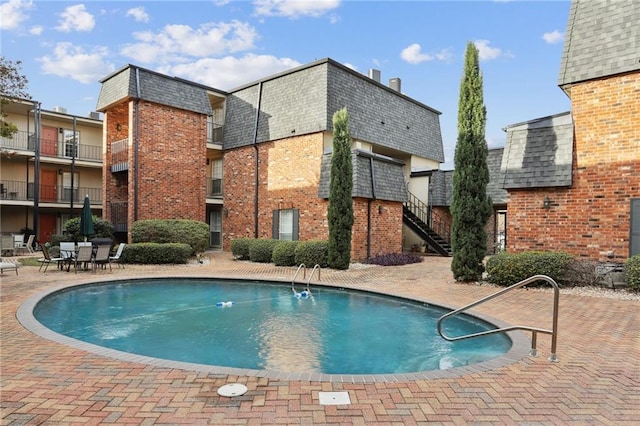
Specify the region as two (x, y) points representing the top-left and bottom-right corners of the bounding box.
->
(403, 192), (452, 257)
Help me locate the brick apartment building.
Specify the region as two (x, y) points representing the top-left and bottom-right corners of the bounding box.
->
(96, 58), (446, 261)
(500, 0), (639, 260)
(0, 100), (103, 249)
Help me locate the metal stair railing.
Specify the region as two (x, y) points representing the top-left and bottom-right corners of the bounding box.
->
(437, 274), (559, 362)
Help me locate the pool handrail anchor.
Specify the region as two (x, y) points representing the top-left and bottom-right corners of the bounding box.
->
(436, 274), (560, 362)
(292, 263), (306, 294)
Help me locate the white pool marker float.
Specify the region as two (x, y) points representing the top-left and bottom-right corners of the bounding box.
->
(217, 383), (248, 397)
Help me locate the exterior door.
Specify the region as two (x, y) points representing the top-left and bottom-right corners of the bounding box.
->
(41, 126), (58, 156)
(40, 169), (57, 202)
(38, 214), (57, 245)
(209, 210), (221, 248)
(631, 198), (640, 257)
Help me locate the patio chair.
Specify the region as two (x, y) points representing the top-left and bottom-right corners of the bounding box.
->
(38, 245), (65, 272)
(93, 245), (112, 273)
(74, 246), (94, 273)
(109, 243), (126, 268)
(14, 234), (34, 255)
(0, 257), (18, 275)
(13, 234), (25, 250)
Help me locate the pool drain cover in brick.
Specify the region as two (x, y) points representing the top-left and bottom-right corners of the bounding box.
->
(217, 383), (248, 397)
(318, 391), (351, 405)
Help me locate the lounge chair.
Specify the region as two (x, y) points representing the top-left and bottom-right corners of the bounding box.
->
(0, 258), (18, 275)
(15, 234), (35, 254)
(38, 246), (65, 272)
(109, 243), (126, 268)
(93, 245), (112, 273)
(74, 246), (94, 273)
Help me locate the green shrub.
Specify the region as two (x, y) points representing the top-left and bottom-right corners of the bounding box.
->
(231, 238), (253, 260)
(295, 240), (328, 268)
(130, 219), (208, 255)
(486, 251), (573, 287)
(63, 216), (114, 242)
(249, 239), (279, 263)
(367, 252), (424, 266)
(119, 242), (192, 264)
(273, 241), (299, 266)
(625, 255), (640, 292)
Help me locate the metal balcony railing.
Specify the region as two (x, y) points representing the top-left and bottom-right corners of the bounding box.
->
(207, 178), (223, 197)
(110, 138), (128, 172)
(0, 180), (102, 203)
(110, 201), (128, 232)
(0, 130), (101, 161)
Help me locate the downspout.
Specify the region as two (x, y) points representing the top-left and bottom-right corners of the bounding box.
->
(367, 156), (378, 260)
(134, 68), (141, 222)
(32, 101), (41, 242)
(251, 82), (263, 238)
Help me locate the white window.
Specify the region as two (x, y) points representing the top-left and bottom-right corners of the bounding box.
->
(273, 208), (299, 241)
(63, 129), (79, 158)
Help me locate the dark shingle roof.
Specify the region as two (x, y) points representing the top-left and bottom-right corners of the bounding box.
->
(318, 150), (407, 202)
(96, 65), (221, 115)
(559, 0), (640, 90)
(501, 112), (573, 189)
(430, 148), (507, 207)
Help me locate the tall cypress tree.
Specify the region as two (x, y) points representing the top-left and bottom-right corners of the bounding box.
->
(327, 107), (354, 270)
(450, 42), (492, 282)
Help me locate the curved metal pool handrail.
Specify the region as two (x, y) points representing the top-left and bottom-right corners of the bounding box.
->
(437, 274), (559, 362)
(306, 264), (321, 293)
(291, 264), (305, 293)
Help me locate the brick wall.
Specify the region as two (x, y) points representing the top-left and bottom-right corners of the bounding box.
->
(507, 72), (640, 260)
(223, 132), (404, 261)
(103, 100), (207, 240)
(135, 101), (207, 223)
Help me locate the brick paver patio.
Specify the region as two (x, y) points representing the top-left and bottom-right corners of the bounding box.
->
(1, 252), (638, 425)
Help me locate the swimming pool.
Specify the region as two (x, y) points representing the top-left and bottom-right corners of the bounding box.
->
(23, 278), (519, 379)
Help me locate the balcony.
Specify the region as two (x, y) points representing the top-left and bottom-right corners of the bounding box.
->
(0, 130), (102, 162)
(0, 180), (102, 204)
(110, 201), (128, 233)
(110, 138), (128, 172)
(207, 124), (223, 144)
(207, 178), (223, 197)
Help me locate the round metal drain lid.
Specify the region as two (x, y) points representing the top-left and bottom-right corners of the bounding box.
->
(217, 383), (248, 397)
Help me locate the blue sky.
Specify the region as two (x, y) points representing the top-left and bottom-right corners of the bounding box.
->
(1, 0), (572, 169)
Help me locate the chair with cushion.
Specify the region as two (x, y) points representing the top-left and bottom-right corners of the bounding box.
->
(0, 257), (18, 275)
(38, 245), (65, 272)
(109, 243), (126, 268)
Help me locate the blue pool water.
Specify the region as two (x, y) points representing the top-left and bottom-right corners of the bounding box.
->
(33, 279), (511, 375)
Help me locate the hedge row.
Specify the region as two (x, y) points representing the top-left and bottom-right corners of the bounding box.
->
(130, 219), (209, 255)
(231, 238), (328, 267)
(119, 242), (192, 264)
(485, 251), (573, 286)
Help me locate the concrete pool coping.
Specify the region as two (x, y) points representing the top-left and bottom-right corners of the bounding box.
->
(17, 276), (533, 383)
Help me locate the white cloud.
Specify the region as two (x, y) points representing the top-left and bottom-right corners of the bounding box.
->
(253, 0), (340, 18)
(121, 20), (258, 63)
(162, 54), (300, 90)
(542, 29), (564, 44)
(473, 40), (503, 61)
(56, 4), (95, 32)
(0, 0), (34, 30)
(401, 43), (432, 64)
(39, 42), (114, 84)
(126, 7), (149, 23)
(401, 43), (452, 65)
(29, 25), (43, 35)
